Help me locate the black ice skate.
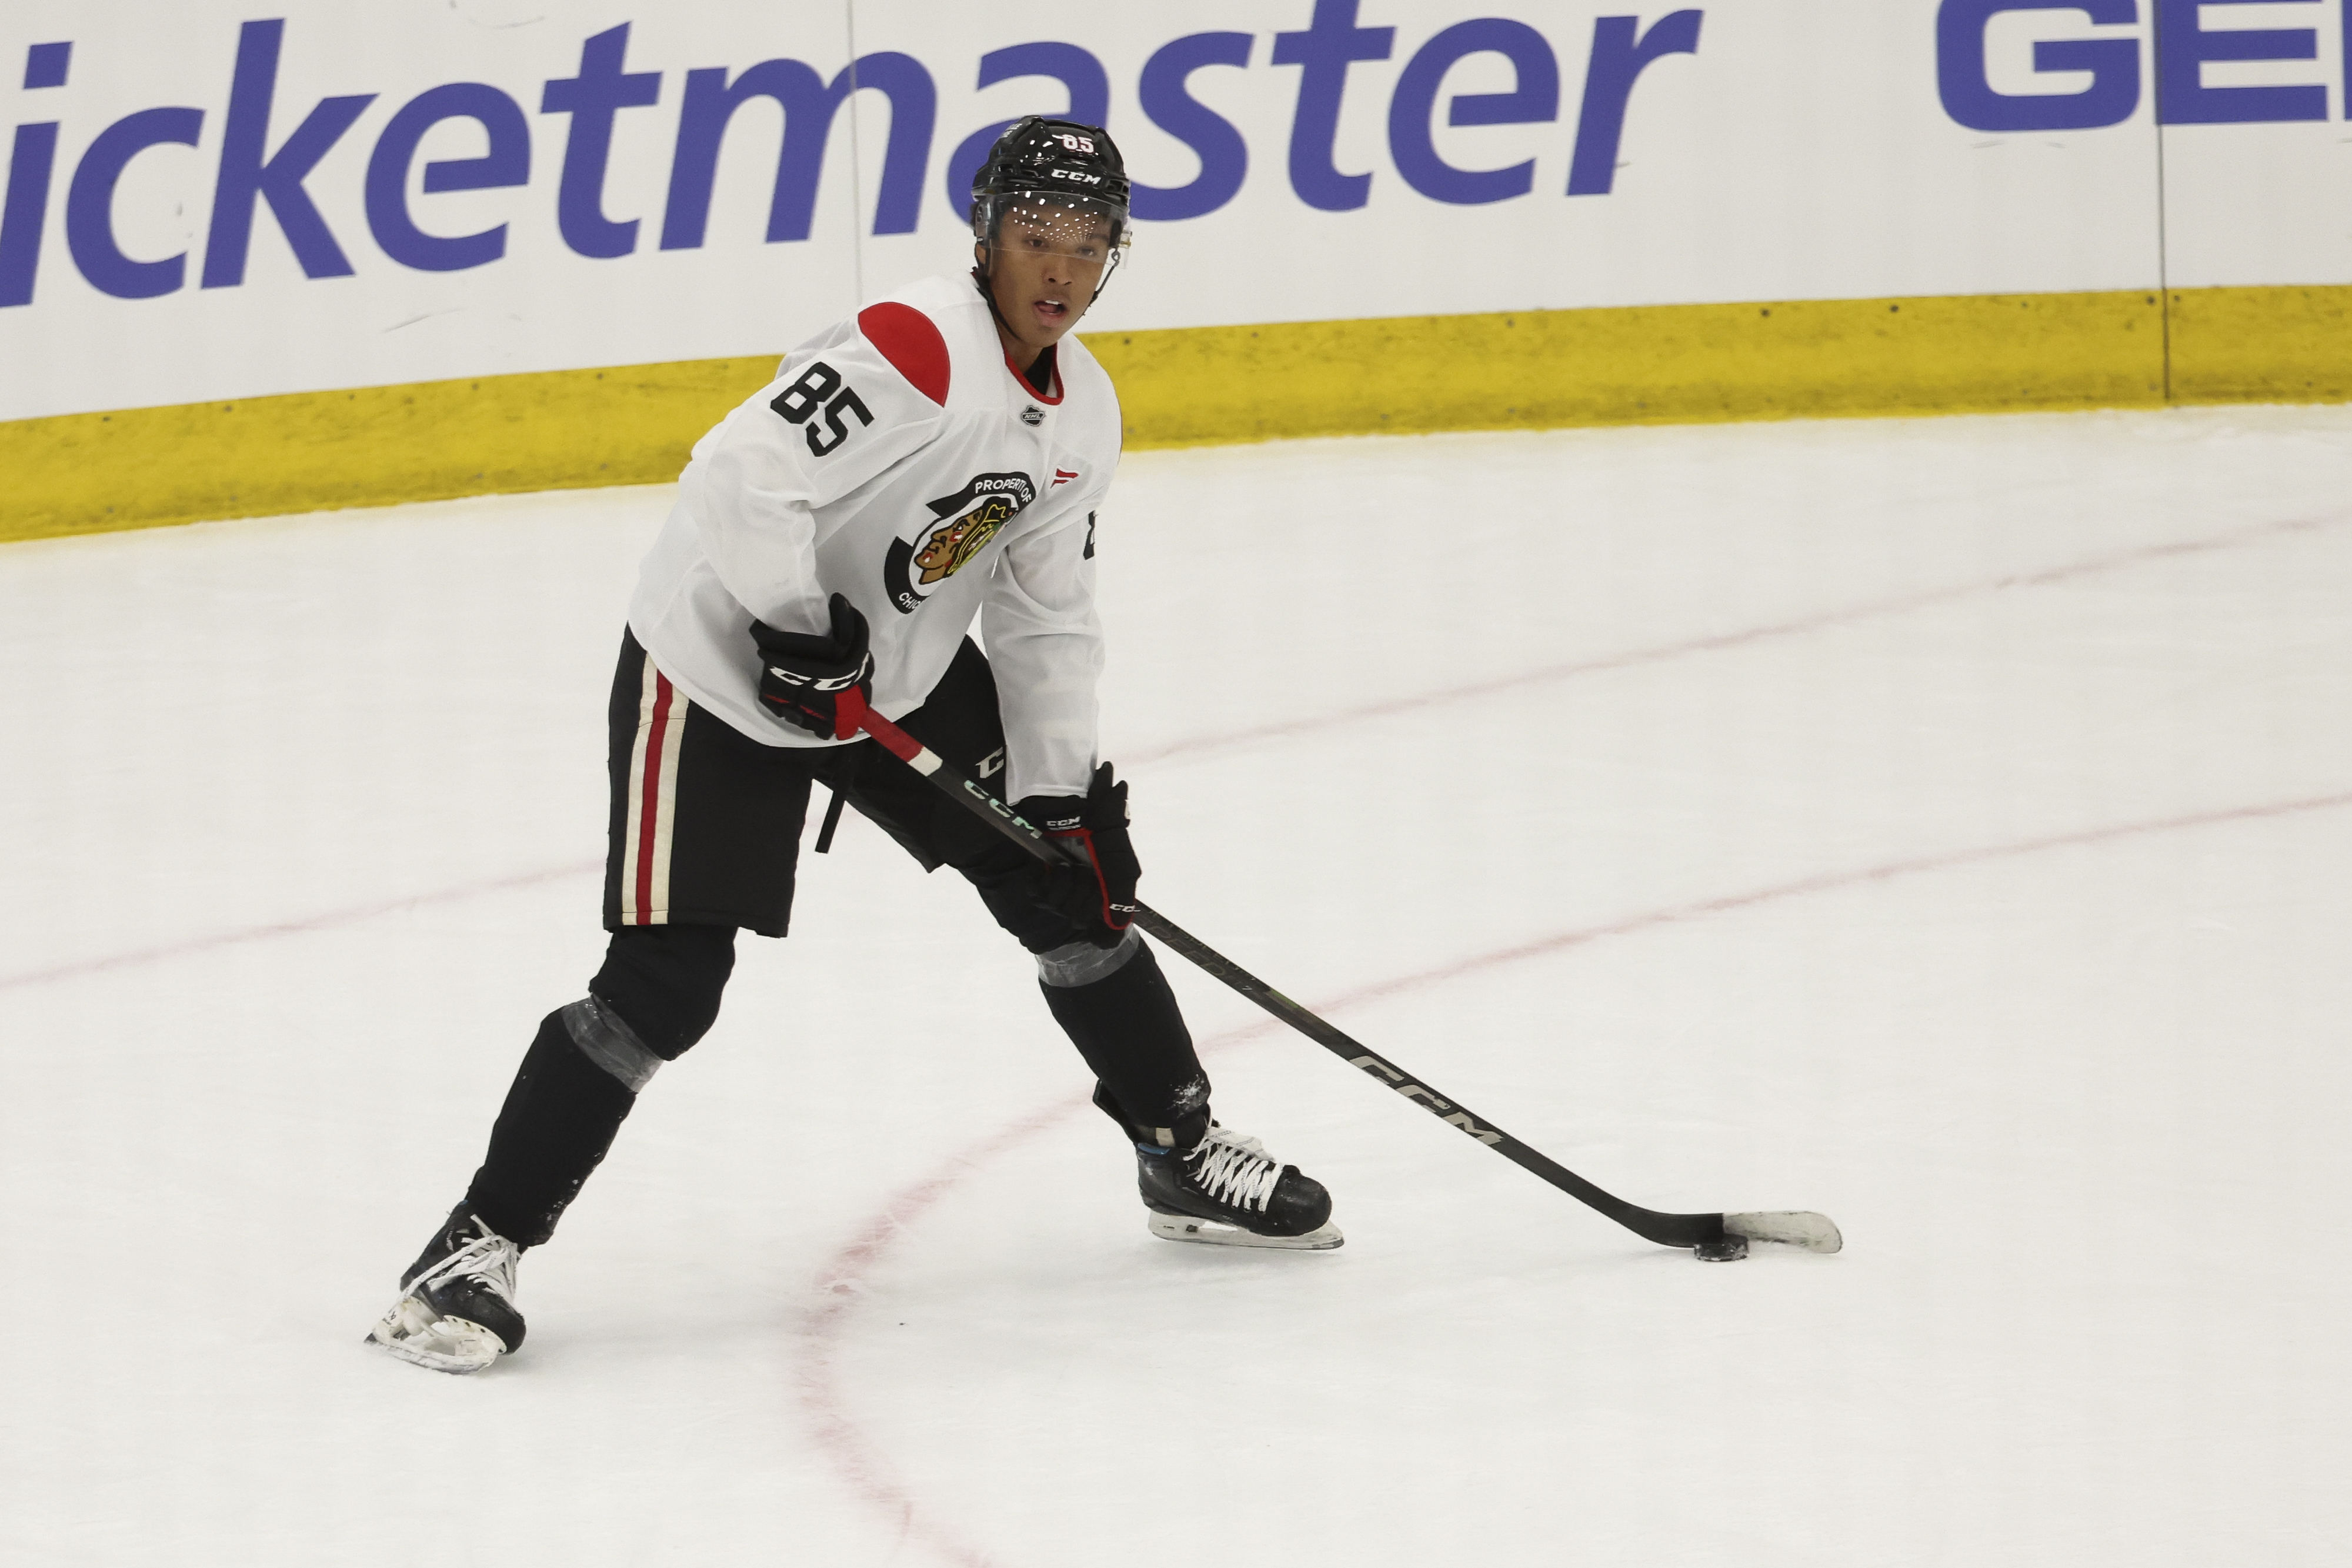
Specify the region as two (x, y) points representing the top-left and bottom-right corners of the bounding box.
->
(365, 1207), (526, 1374)
(1139, 1125), (1343, 1250)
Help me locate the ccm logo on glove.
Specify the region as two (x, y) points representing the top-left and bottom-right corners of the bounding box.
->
(1016, 762), (1141, 948)
(750, 593), (873, 741)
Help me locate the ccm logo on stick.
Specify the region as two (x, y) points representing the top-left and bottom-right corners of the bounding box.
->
(1347, 1054), (1505, 1143)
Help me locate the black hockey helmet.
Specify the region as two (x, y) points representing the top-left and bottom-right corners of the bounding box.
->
(970, 116), (1132, 283)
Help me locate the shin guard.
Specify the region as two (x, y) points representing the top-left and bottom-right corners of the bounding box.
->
(1036, 935), (1211, 1148)
(462, 1005), (645, 1247)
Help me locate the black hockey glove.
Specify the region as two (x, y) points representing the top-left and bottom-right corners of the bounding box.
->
(750, 593), (873, 742)
(1017, 763), (1140, 949)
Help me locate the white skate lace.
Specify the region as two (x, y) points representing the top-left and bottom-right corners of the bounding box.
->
(412, 1226), (519, 1305)
(1185, 1127), (1282, 1213)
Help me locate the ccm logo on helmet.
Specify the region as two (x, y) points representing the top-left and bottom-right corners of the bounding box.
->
(1049, 169), (1104, 185)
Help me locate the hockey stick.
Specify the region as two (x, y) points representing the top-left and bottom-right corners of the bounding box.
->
(854, 709), (1840, 1260)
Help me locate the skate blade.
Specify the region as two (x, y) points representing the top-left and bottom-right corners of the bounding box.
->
(1147, 1210), (1345, 1251)
(1723, 1210), (1843, 1255)
(365, 1295), (507, 1374)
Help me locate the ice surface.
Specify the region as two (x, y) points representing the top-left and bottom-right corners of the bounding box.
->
(4, 407), (2350, 1566)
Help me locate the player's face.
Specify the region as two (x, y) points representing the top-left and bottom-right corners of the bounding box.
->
(978, 205), (1115, 356)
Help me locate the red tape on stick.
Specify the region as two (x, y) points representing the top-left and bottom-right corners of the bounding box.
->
(858, 709), (928, 765)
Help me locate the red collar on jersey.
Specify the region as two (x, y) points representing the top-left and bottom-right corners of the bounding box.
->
(1005, 345), (1064, 406)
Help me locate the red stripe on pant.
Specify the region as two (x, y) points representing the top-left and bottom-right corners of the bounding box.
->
(635, 672), (675, 923)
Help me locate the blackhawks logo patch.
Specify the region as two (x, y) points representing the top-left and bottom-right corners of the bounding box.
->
(883, 472), (1035, 613)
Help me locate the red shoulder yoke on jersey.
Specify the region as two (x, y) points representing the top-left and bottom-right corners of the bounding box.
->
(857, 302), (950, 406)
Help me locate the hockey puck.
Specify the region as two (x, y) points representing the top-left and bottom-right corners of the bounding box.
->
(1693, 1236), (1750, 1262)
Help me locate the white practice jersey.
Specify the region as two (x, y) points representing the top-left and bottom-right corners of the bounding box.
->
(628, 272), (1120, 803)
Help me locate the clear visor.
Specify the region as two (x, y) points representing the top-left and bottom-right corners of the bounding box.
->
(976, 194), (1130, 272)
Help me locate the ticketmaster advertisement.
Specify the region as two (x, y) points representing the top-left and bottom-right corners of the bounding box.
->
(2, 0), (2347, 423)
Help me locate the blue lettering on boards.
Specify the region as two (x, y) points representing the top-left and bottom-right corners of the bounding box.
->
(0, 124), (62, 307)
(69, 106), (205, 298)
(1389, 18), (1559, 205)
(1936, 0), (2141, 132)
(2156, 0), (2326, 124)
(202, 19), (376, 287)
(540, 24), (661, 259)
(365, 83), (531, 272)
(1936, 0), (2334, 129)
(18, 13), (1766, 315)
(659, 49), (935, 249)
(25, 41), (72, 91)
(1, 43), (74, 306)
(1569, 11), (1702, 196)
(1272, 0), (1396, 212)
(1132, 32), (1253, 221)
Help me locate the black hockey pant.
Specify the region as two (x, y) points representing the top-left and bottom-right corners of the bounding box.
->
(458, 635), (1209, 1249)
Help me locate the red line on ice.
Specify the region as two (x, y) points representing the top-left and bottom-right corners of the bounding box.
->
(6, 511), (2334, 995)
(0, 860), (600, 993)
(796, 1099), (1080, 1568)
(791, 785), (2352, 1567)
(1125, 512), (2352, 769)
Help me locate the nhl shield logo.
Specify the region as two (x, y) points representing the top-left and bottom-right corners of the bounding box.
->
(1020, 405), (1045, 426)
(882, 472), (1036, 614)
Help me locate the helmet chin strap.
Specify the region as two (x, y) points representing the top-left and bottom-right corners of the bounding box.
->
(972, 256), (1018, 341)
(973, 264), (1056, 395)
(971, 261), (1053, 391)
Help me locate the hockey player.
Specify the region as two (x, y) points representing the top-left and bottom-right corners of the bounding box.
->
(369, 118), (1339, 1375)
